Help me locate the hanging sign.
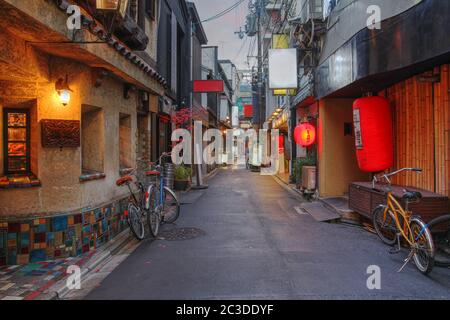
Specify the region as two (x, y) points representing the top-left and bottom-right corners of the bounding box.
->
(268, 49), (298, 89)
(193, 80), (224, 93)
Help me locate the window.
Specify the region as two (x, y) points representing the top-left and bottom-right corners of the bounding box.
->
(3, 109), (30, 174)
(145, 0), (156, 20)
(81, 105), (104, 177)
(119, 113), (132, 170)
(137, 114), (150, 159)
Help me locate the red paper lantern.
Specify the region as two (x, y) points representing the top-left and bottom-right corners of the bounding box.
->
(353, 96), (393, 173)
(278, 135), (284, 154)
(294, 123), (316, 147)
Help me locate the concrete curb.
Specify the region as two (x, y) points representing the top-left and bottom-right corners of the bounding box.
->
(272, 174), (305, 202)
(44, 229), (134, 300)
(272, 174), (363, 225)
(204, 167), (220, 182)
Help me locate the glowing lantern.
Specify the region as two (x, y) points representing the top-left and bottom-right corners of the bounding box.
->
(278, 135), (284, 154)
(353, 96), (393, 172)
(55, 75), (72, 106)
(294, 123), (316, 147)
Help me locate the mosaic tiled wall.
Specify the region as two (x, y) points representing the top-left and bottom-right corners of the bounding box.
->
(0, 198), (129, 266)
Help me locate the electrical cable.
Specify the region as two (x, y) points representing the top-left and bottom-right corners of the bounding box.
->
(233, 34), (249, 61)
(261, 0), (281, 41)
(262, 0), (295, 62)
(200, 0), (247, 23)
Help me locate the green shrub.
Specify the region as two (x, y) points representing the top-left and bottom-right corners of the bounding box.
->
(293, 157), (316, 185)
(174, 164), (192, 181)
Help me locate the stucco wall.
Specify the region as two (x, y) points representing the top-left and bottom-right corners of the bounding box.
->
(0, 57), (138, 217)
(144, 9), (159, 63)
(1, 0), (164, 96)
(318, 99), (370, 197)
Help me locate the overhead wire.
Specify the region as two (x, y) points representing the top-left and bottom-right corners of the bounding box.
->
(200, 0), (247, 23)
(233, 34), (249, 62)
(262, 0), (295, 62)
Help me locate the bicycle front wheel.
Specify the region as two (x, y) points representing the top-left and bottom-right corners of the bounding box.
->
(372, 206), (397, 246)
(410, 218), (435, 274)
(128, 203), (145, 240)
(162, 187), (180, 224)
(146, 186), (160, 238)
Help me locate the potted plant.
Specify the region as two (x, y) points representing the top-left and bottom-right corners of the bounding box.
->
(174, 164), (192, 191)
(293, 156), (317, 189)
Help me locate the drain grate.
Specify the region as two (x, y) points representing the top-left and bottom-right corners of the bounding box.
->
(158, 227), (206, 241)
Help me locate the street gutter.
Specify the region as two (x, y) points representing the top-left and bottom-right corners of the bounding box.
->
(271, 174), (305, 202)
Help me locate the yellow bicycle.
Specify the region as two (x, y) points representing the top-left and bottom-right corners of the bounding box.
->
(372, 168), (435, 274)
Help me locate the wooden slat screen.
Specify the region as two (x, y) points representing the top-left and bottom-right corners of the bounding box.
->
(380, 64), (450, 197)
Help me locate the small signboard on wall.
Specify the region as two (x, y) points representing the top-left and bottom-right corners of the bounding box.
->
(193, 80), (224, 93)
(268, 49), (298, 89)
(41, 120), (80, 148)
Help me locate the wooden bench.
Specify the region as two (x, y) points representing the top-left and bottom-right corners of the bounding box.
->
(349, 182), (450, 223)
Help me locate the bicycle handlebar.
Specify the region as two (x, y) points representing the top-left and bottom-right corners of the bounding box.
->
(372, 168), (422, 187)
(157, 152), (172, 165)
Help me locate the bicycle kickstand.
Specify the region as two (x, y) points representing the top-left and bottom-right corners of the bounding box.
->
(398, 249), (414, 273)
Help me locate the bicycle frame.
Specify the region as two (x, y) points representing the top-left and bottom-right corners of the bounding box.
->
(153, 172), (165, 209)
(382, 192), (415, 246)
(145, 152), (171, 211)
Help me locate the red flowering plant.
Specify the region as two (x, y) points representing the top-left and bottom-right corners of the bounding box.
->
(171, 106), (209, 131)
(172, 107), (192, 130)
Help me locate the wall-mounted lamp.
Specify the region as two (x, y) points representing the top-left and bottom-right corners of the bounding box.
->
(55, 75), (72, 106)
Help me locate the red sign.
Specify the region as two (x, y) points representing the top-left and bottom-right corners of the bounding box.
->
(193, 80), (224, 93)
(244, 105), (253, 118)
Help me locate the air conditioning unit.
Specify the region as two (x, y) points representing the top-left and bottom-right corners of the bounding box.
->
(299, 0), (323, 24)
(302, 166), (316, 190)
(246, 14), (257, 37)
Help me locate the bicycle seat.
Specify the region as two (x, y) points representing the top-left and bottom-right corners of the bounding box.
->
(402, 190), (422, 202)
(116, 176), (132, 186)
(145, 170), (160, 176)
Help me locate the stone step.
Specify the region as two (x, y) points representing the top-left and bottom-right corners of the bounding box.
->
(319, 196), (362, 225)
(299, 202), (341, 222)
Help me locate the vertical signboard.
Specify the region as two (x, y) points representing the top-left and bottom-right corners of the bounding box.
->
(220, 97), (229, 121)
(232, 106), (239, 127)
(268, 49), (298, 89)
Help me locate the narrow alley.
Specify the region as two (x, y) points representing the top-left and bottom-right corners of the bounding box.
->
(83, 168), (450, 300)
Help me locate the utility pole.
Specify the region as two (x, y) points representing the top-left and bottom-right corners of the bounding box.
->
(256, 0), (264, 130)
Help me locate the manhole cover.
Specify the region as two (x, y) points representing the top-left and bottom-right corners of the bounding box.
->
(158, 227), (206, 241)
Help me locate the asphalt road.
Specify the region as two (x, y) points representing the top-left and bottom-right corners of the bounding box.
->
(86, 167), (450, 300)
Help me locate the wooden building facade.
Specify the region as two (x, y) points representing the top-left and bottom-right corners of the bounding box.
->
(381, 65), (450, 197)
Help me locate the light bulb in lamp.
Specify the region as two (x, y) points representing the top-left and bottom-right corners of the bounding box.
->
(59, 89), (71, 105)
(55, 75), (73, 106)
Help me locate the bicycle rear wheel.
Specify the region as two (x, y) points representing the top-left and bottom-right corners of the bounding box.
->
(427, 215), (450, 266)
(162, 187), (180, 224)
(410, 218), (435, 274)
(128, 203), (145, 240)
(372, 206), (397, 246)
(146, 186), (160, 238)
